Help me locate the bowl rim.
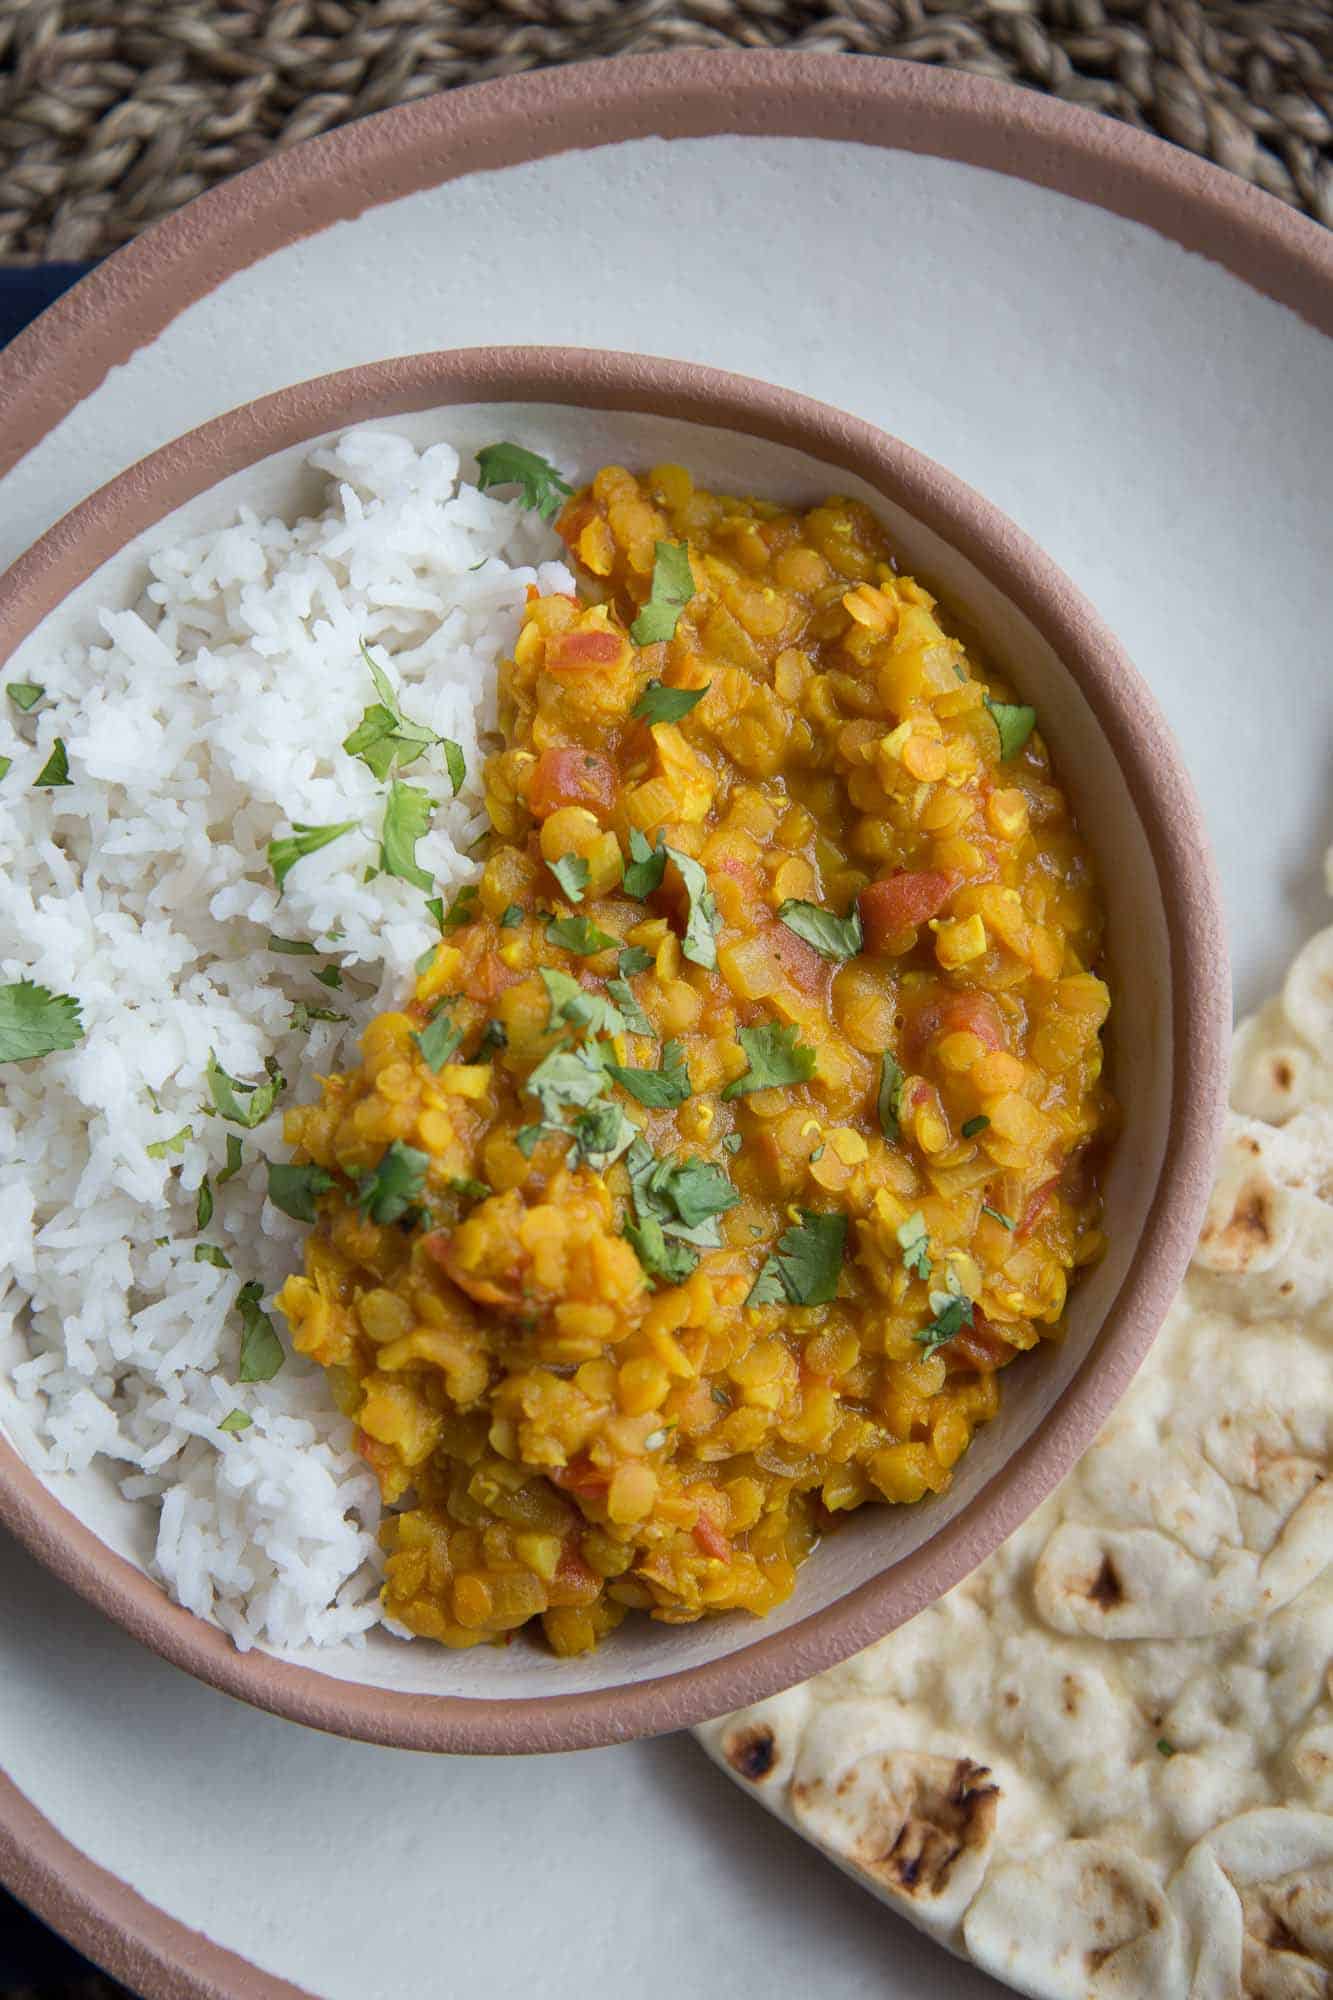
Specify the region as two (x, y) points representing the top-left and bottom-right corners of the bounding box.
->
(0, 339), (1230, 1753)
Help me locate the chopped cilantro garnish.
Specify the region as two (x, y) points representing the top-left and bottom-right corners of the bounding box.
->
(747, 1210), (846, 1308)
(343, 643), (438, 781)
(566, 1099), (637, 1171)
(218, 1409), (252, 1434)
(6, 681), (43, 711)
(477, 1019), (507, 1056)
(267, 935), (317, 955)
(33, 738), (70, 787)
(981, 1204), (1015, 1230)
(145, 1124), (192, 1160)
(218, 1134), (244, 1183)
(289, 1003), (347, 1033)
(1156, 1739), (1176, 1758)
(379, 780), (434, 891)
(526, 1043), (610, 1123)
(721, 1132), (743, 1155)
(618, 945), (653, 977)
(983, 695), (1037, 761)
(809, 1142), (825, 1163)
(356, 1141), (430, 1225)
(236, 1281), (285, 1382)
(607, 1037), (690, 1108)
(441, 884), (479, 932)
(777, 899), (863, 963)
(622, 827), (667, 900)
(896, 1211), (932, 1279)
(961, 1114), (990, 1138)
(0, 756), (10, 783)
(193, 1243), (231, 1268)
(606, 977), (653, 1036)
(668, 847), (719, 970)
(205, 1051), (284, 1129)
(413, 1005), (464, 1072)
(721, 1022), (816, 1099)
(546, 913), (618, 956)
(631, 679), (709, 724)
(442, 739), (466, 797)
(473, 442), (572, 521)
(196, 1178), (214, 1230)
(539, 966), (626, 1039)
(499, 903), (524, 928)
(622, 1138), (740, 1286)
(0, 980), (84, 1064)
(549, 853), (590, 904)
(268, 819), (359, 891)
(877, 1051), (904, 1142)
(266, 1160), (336, 1222)
(625, 1215), (698, 1287)
(915, 1276), (975, 1354)
(630, 541), (695, 646)
(447, 1176), (491, 1201)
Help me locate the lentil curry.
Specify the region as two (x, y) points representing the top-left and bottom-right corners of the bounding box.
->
(275, 459), (1114, 1656)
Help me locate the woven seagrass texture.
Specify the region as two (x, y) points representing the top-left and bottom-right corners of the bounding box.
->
(0, 0), (1328, 261)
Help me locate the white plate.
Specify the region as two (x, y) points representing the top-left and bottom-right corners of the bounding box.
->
(1, 52), (1329, 2000)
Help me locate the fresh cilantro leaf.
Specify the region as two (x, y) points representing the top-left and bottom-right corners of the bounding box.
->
(777, 898), (863, 963)
(631, 679), (709, 724)
(194, 1243), (231, 1268)
(618, 945), (653, 977)
(442, 739), (466, 797)
(624, 1139), (738, 1251)
(606, 977), (653, 1036)
(622, 828), (667, 900)
(267, 935), (317, 955)
(525, 1043), (610, 1123)
(146, 1124), (192, 1160)
(33, 738), (70, 787)
(218, 1134), (244, 1183)
(342, 703), (435, 782)
(896, 1211), (932, 1280)
(809, 1142), (825, 1163)
(289, 1003), (347, 1032)
(266, 1160), (336, 1222)
(425, 895), (445, 932)
(218, 1408), (252, 1434)
(546, 913), (618, 956)
(196, 1178), (214, 1230)
(0, 980), (84, 1064)
(981, 1204), (1015, 1230)
(1156, 1739), (1176, 1758)
(721, 1132), (743, 1155)
(746, 1210), (846, 1307)
(6, 681), (43, 711)
(313, 965), (343, 990)
(629, 541), (695, 645)
(539, 966), (626, 1039)
(515, 1124), (545, 1159)
(667, 847), (719, 969)
(441, 884), (479, 932)
(625, 1214), (699, 1287)
(477, 1019), (507, 1056)
(356, 1141), (430, 1225)
(268, 819), (359, 891)
(549, 853), (590, 904)
(0, 756), (10, 782)
(916, 1274), (975, 1354)
(413, 1006), (464, 1072)
(473, 442), (572, 521)
(379, 781), (434, 891)
(568, 1099), (637, 1171)
(447, 1176), (491, 1201)
(961, 1114), (990, 1139)
(878, 1051), (904, 1142)
(205, 1051), (284, 1129)
(607, 1037), (690, 1108)
(656, 1157), (740, 1232)
(236, 1281), (285, 1382)
(499, 903), (524, 928)
(984, 695), (1037, 761)
(721, 1022), (816, 1100)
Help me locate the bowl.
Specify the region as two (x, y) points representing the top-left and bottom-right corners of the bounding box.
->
(0, 346), (1228, 1752)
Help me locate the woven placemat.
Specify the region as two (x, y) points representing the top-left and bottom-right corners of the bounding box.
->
(0, 0), (1329, 263)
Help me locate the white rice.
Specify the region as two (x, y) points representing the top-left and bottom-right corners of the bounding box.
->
(0, 428), (573, 1650)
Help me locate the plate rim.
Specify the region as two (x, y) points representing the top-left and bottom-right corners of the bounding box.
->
(0, 47), (1321, 2000)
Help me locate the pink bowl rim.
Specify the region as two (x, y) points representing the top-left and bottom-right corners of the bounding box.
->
(0, 340), (1227, 1754)
(0, 42), (1310, 1998)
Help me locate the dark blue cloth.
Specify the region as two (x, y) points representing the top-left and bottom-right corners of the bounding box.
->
(0, 263), (120, 1999)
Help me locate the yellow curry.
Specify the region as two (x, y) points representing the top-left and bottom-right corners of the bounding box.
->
(276, 461), (1114, 1655)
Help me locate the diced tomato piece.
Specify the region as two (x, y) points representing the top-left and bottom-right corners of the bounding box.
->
(545, 628), (625, 673)
(858, 869), (958, 950)
(902, 988), (1006, 1065)
(693, 1516), (732, 1563)
(528, 747), (617, 821)
(355, 1429), (397, 1483)
(769, 920), (829, 999)
(473, 950), (520, 1004)
(943, 1312), (1015, 1373)
(1017, 1175), (1061, 1240)
(551, 1540), (601, 1605)
(555, 496), (597, 545)
(550, 1459), (611, 1501)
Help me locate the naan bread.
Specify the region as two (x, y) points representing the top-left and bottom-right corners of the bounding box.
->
(699, 880), (1333, 2000)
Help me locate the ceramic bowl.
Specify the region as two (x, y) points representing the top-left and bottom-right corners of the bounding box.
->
(0, 346), (1228, 1752)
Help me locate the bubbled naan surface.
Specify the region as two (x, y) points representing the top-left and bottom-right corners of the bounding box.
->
(698, 875), (1333, 2000)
